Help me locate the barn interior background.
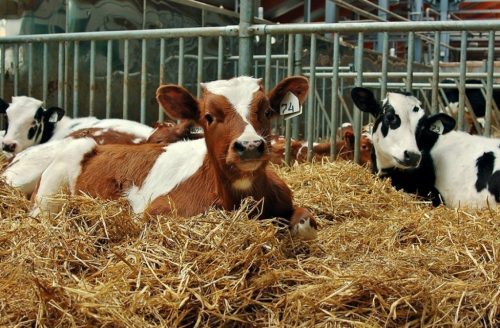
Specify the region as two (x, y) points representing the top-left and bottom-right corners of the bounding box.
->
(0, 1), (499, 326)
(1, 0), (499, 163)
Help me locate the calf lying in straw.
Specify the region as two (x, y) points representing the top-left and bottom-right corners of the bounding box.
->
(31, 76), (318, 239)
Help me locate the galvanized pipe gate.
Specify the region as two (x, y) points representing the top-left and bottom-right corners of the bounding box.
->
(1, 18), (500, 163)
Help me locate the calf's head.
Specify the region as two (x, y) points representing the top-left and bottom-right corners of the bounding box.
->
(351, 88), (425, 171)
(157, 76), (308, 175)
(0, 96), (65, 154)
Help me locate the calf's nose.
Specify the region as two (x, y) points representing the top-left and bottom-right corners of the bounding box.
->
(403, 150), (421, 167)
(2, 142), (16, 153)
(233, 139), (265, 160)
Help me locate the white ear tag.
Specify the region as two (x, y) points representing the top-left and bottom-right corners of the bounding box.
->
(430, 120), (444, 134)
(48, 112), (59, 123)
(279, 91), (302, 120)
(189, 126), (204, 135)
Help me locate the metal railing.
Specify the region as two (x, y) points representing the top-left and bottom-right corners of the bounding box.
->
(1, 19), (500, 163)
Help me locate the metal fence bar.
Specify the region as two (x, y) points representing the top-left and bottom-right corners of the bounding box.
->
(140, 39), (147, 124)
(306, 34), (317, 162)
(28, 43), (33, 96)
(73, 41), (79, 117)
(178, 37), (185, 85)
(264, 34), (271, 92)
(458, 31), (467, 131)
(43, 43), (48, 104)
(353, 32), (364, 164)
(123, 39), (129, 119)
(13, 44), (19, 96)
(158, 38), (166, 121)
(406, 32), (414, 92)
(89, 40), (96, 116)
(196, 37), (204, 98)
(106, 40), (112, 118)
(380, 32), (389, 98)
(431, 31), (440, 114)
(484, 30), (495, 137)
(57, 42), (63, 107)
(217, 36), (224, 80)
(330, 32), (340, 162)
(64, 40), (69, 111)
(284, 34), (294, 166)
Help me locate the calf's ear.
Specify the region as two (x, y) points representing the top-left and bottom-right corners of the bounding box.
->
(268, 76), (309, 115)
(351, 87), (381, 117)
(44, 107), (65, 123)
(156, 85), (200, 121)
(0, 98), (9, 114)
(427, 113), (456, 135)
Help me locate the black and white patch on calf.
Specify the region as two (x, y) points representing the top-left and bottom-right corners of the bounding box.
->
(0, 96), (64, 154)
(475, 152), (500, 202)
(352, 88), (425, 172)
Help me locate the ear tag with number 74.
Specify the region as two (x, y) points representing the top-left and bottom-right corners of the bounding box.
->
(279, 91), (302, 120)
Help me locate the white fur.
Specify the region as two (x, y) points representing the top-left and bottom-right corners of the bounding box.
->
(2, 139), (67, 195)
(291, 218), (317, 240)
(203, 76), (263, 143)
(374, 92), (425, 171)
(430, 131), (500, 208)
(126, 138), (207, 213)
(32, 138), (97, 215)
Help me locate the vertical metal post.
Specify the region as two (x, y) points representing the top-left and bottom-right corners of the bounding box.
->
(412, 0), (423, 63)
(406, 32), (415, 92)
(64, 40), (69, 112)
(264, 34), (272, 92)
(292, 34), (303, 139)
(284, 34), (294, 165)
(13, 44), (19, 96)
(106, 40), (112, 118)
(217, 36), (224, 79)
(353, 32), (364, 164)
(123, 39), (129, 119)
(238, 0), (254, 75)
(89, 40), (96, 116)
(484, 31), (495, 137)
(431, 31), (440, 114)
(140, 39), (147, 124)
(73, 41), (79, 117)
(458, 31), (467, 131)
(43, 43), (48, 104)
(377, 0), (388, 52)
(58, 42), (64, 107)
(28, 43), (33, 96)
(306, 34), (316, 162)
(440, 0), (449, 62)
(158, 38), (166, 121)
(178, 37), (185, 85)
(380, 32), (389, 98)
(197, 37), (204, 98)
(330, 32), (340, 161)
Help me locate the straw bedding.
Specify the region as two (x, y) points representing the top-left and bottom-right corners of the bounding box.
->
(0, 158), (498, 327)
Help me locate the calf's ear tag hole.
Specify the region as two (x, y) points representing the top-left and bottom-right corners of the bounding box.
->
(430, 120), (444, 134)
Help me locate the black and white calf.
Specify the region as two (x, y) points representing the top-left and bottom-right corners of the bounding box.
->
(352, 87), (499, 208)
(0, 96), (153, 154)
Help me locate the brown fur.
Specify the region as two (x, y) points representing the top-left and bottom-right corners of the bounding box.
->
(146, 120), (203, 144)
(67, 128), (145, 145)
(75, 144), (164, 199)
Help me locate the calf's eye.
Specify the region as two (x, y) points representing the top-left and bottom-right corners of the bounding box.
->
(205, 113), (214, 125)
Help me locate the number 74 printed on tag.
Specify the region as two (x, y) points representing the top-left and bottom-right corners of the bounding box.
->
(279, 91), (302, 120)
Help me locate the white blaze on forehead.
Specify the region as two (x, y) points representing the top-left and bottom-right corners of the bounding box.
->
(202, 76), (261, 123)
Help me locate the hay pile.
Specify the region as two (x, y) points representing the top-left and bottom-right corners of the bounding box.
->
(0, 160), (498, 327)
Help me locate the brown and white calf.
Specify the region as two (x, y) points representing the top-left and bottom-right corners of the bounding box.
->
(32, 76), (318, 239)
(2, 120), (200, 196)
